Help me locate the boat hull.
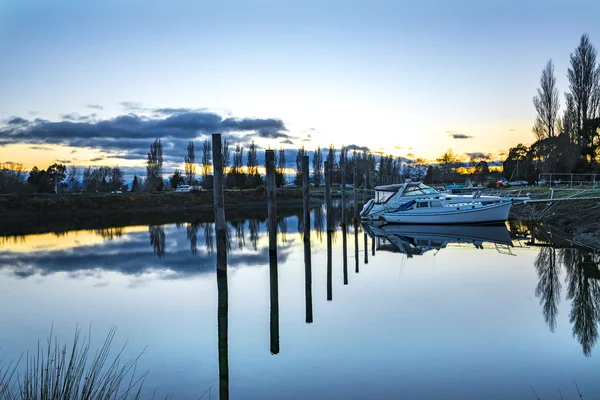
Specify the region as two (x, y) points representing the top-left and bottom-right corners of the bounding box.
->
(382, 201), (512, 225)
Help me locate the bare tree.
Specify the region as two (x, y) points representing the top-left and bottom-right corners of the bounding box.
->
(222, 139), (231, 171)
(146, 139), (164, 191)
(247, 141), (258, 176)
(184, 140), (196, 185)
(276, 147), (286, 187)
(294, 145), (305, 185)
(65, 166), (82, 193)
(201, 139), (211, 180)
(109, 166), (125, 191)
(312, 146), (323, 187)
(533, 59), (560, 140)
(232, 143), (244, 175)
(567, 34), (600, 146)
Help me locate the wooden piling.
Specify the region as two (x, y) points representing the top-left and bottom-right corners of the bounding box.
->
(212, 133), (227, 271)
(342, 225), (348, 285)
(364, 233), (368, 264)
(354, 225), (359, 273)
(372, 237), (375, 256)
(327, 230), (333, 301)
(266, 149), (279, 355)
(353, 158), (358, 224)
(325, 161), (333, 231)
(217, 267), (229, 400)
(341, 151), (346, 226)
(302, 156), (310, 241)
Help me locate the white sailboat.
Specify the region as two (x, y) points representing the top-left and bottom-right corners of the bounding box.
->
(380, 198), (512, 224)
(360, 180), (525, 222)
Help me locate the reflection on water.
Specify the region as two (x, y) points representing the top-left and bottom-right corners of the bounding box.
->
(2, 206), (600, 397)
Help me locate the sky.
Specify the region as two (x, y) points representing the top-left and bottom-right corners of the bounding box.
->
(1, 0), (599, 176)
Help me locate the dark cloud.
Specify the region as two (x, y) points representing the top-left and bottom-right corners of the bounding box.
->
(55, 159), (71, 164)
(7, 117), (29, 125)
(153, 108), (194, 115)
(1, 111), (289, 162)
(28, 145), (53, 151)
(466, 152), (492, 160)
(450, 133), (473, 139)
(509, 128), (515, 132)
(89, 157), (105, 162)
(346, 144), (370, 152)
(86, 104), (104, 110)
(280, 139), (294, 145)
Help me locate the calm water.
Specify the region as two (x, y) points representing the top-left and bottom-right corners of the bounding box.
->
(1, 207), (600, 399)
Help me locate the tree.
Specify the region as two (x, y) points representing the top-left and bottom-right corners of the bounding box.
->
(184, 140), (196, 185)
(0, 162), (26, 194)
(276, 147), (286, 187)
(312, 146), (323, 187)
(247, 141), (261, 188)
(170, 169), (184, 189)
(131, 175), (141, 192)
(223, 139), (231, 171)
(109, 167), (125, 191)
(415, 158), (428, 181)
(66, 166), (82, 193)
(146, 139), (164, 191)
(200, 139), (212, 180)
(46, 163), (67, 193)
(436, 149), (463, 181)
(294, 145), (306, 186)
(533, 59), (560, 140)
(567, 34), (600, 153)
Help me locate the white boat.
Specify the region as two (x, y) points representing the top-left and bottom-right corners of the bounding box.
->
(362, 223), (513, 257)
(360, 181), (527, 221)
(381, 198), (512, 224)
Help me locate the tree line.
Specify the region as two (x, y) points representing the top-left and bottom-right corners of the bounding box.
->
(503, 33), (600, 183)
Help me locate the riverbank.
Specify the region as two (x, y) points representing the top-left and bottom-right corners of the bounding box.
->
(0, 188), (322, 236)
(511, 199), (600, 249)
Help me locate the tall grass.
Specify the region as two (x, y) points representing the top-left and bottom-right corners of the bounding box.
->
(0, 326), (151, 400)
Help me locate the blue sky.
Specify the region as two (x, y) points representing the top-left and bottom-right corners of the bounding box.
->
(1, 0), (599, 171)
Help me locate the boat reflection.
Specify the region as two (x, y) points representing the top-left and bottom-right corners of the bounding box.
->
(362, 223), (513, 257)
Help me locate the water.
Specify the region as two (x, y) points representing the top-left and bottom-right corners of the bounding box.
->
(1, 208), (600, 399)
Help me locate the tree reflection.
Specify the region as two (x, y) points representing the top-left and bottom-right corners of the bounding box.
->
(148, 225), (165, 258)
(248, 220), (260, 251)
(232, 221), (246, 250)
(534, 247), (561, 332)
(204, 223), (214, 255)
(562, 248), (600, 357)
(278, 218), (288, 243)
(186, 222), (199, 255)
(314, 205), (325, 241)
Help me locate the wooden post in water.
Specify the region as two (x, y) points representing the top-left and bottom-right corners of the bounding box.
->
(353, 158), (358, 224)
(213, 134), (229, 400)
(364, 233), (368, 264)
(372, 236), (375, 256)
(354, 225), (359, 273)
(341, 150), (346, 227)
(266, 150), (279, 355)
(327, 230), (333, 301)
(302, 155), (313, 323)
(325, 161), (333, 232)
(302, 156), (310, 241)
(342, 224), (348, 285)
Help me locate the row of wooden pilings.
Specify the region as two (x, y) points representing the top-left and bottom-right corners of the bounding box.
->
(211, 134), (371, 400)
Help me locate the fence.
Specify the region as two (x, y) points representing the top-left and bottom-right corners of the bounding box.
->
(538, 173), (600, 188)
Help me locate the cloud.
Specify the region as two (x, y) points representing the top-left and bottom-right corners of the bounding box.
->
(120, 101), (143, 111)
(55, 159), (71, 164)
(61, 113), (96, 122)
(466, 152), (492, 160)
(346, 144), (370, 152)
(280, 139), (294, 145)
(89, 157), (105, 162)
(449, 133), (473, 139)
(394, 144), (403, 150)
(86, 104), (104, 110)
(509, 128), (515, 132)
(0, 110), (289, 163)
(7, 117), (28, 125)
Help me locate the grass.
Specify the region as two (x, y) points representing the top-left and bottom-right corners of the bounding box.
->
(0, 326), (161, 400)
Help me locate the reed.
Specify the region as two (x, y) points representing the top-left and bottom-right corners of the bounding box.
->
(0, 326), (150, 400)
